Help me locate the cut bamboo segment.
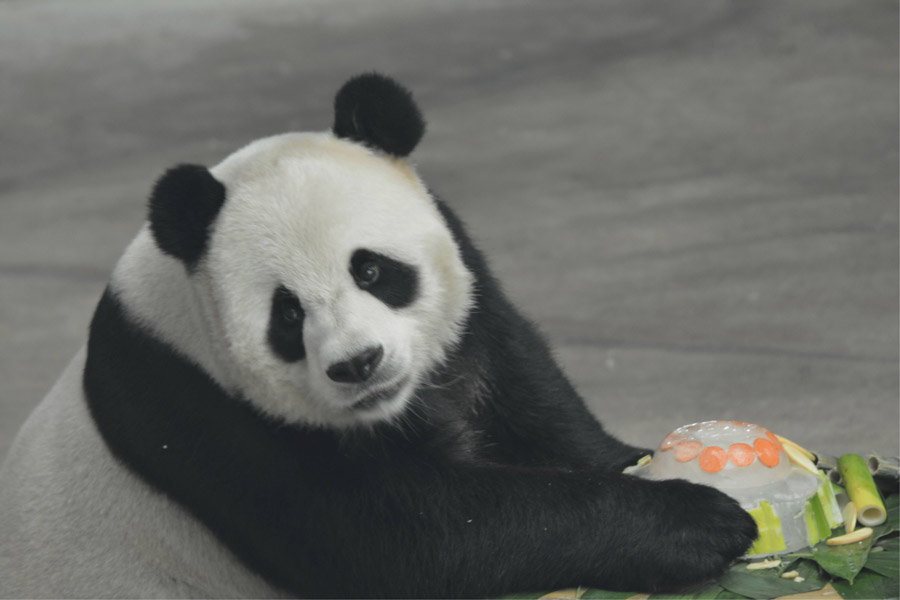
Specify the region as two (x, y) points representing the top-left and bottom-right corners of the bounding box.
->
(783, 443), (819, 476)
(838, 454), (887, 526)
(775, 434), (815, 462)
(841, 501), (857, 534)
(828, 468), (846, 488)
(813, 453), (839, 473)
(747, 500), (787, 555)
(746, 558), (781, 570)
(866, 454), (900, 481)
(825, 527), (873, 546)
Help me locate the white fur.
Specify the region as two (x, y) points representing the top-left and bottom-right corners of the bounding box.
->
(207, 133), (472, 425)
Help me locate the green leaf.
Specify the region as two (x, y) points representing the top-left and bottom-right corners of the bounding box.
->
(876, 535), (899, 552)
(886, 494), (899, 508)
(831, 569), (900, 599)
(809, 527), (874, 584)
(865, 550), (900, 579)
(501, 592), (546, 599)
(648, 581), (734, 599)
(873, 494), (900, 541)
(577, 589), (636, 599)
(791, 559), (830, 587)
(718, 560), (825, 598)
(783, 551), (814, 561)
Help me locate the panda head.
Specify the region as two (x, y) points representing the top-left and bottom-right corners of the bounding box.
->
(146, 74), (473, 428)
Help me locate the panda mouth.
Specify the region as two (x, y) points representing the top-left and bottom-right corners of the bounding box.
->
(350, 377), (408, 411)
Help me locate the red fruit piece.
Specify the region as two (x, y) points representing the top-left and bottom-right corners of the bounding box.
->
(728, 443), (756, 467)
(674, 440), (703, 462)
(754, 438), (781, 467)
(699, 446), (728, 473)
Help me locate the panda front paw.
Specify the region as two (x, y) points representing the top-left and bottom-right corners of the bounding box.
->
(633, 479), (758, 592)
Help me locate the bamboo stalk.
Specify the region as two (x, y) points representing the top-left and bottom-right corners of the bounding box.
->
(866, 454), (900, 481)
(812, 452), (839, 474)
(837, 453), (886, 527)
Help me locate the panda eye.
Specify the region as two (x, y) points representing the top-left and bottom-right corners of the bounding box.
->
(350, 249), (418, 308)
(281, 304), (301, 324)
(269, 285), (306, 362)
(275, 290), (302, 325)
(356, 261), (381, 288)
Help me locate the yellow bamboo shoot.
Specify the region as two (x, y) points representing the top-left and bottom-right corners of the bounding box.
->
(837, 454), (886, 526)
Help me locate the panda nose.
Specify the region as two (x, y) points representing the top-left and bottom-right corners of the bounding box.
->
(326, 345), (384, 384)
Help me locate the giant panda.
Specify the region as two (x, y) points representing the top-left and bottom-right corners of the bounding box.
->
(0, 74), (757, 598)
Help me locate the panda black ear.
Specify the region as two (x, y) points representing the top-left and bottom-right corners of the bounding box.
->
(148, 164), (226, 269)
(332, 73), (425, 157)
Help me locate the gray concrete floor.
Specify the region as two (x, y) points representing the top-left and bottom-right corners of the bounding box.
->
(1, 0), (897, 465)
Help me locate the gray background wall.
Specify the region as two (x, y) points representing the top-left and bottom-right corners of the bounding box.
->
(1, 0), (897, 465)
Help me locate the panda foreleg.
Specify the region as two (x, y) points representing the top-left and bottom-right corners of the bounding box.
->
(259, 460), (758, 597)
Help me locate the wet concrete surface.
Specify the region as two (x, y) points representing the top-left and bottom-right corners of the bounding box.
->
(1, 0), (897, 463)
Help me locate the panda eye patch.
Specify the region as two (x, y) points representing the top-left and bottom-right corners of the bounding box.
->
(350, 249), (418, 308)
(268, 285), (306, 362)
(277, 292), (302, 325)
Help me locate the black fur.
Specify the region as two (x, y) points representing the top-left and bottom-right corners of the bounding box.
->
(333, 73), (425, 157)
(148, 164), (226, 269)
(267, 285), (306, 362)
(84, 200), (757, 598)
(350, 248), (419, 309)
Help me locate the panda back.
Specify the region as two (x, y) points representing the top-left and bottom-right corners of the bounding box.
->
(0, 348), (287, 598)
